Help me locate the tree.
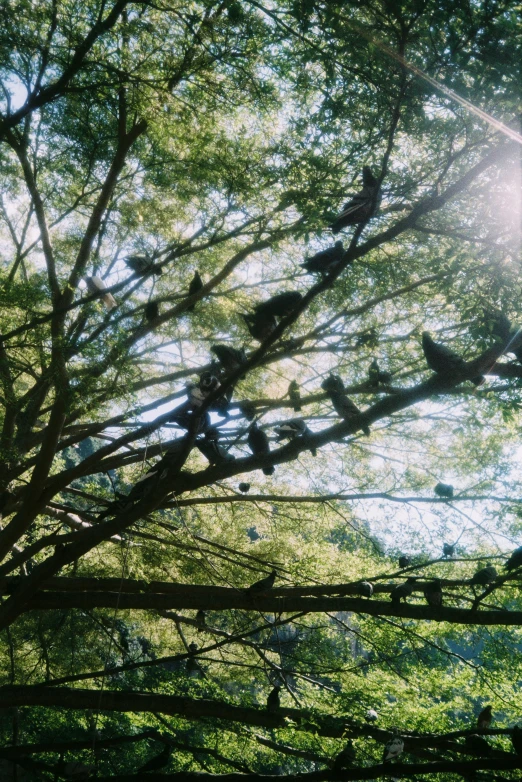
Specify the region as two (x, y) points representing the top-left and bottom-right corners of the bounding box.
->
(0, 0), (521, 778)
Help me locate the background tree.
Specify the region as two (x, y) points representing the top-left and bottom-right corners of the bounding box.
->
(0, 0), (521, 778)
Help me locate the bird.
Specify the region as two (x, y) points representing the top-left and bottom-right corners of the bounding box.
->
(288, 380), (302, 411)
(188, 642), (198, 653)
(273, 418), (316, 456)
(434, 482), (454, 498)
(464, 734), (491, 755)
(211, 344), (247, 373)
(477, 705), (493, 729)
(356, 327), (378, 347)
(145, 301), (159, 321)
(321, 373), (345, 394)
(84, 276), (117, 310)
(398, 555), (411, 569)
(197, 433), (235, 465)
(504, 545), (522, 571)
(124, 254), (160, 275)
(443, 542), (455, 557)
(242, 312), (277, 342)
(330, 166), (381, 233)
(424, 578), (443, 608)
(186, 271), (203, 311)
(365, 708), (378, 722)
(238, 482), (251, 493)
(246, 569), (277, 595)
(301, 241), (344, 275)
(186, 656), (204, 678)
(470, 565), (497, 585)
(254, 291), (303, 318)
(368, 359), (392, 387)
(482, 308), (513, 345)
(422, 331), (483, 384)
(195, 610), (206, 631)
(239, 400), (256, 420)
(358, 581), (373, 597)
(382, 733), (404, 762)
(332, 740), (356, 769)
(186, 382), (206, 408)
(267, 685), (281, 712)
(137, 744), (172, 773)
(390, 578), (416, 607)
(247, 423), (274, 476)
(199, 371), (220, 393)
(511, 725), (522, 755)
(327, 391), (370, 436)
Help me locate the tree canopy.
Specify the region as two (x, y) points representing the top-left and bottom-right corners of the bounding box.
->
(0, 0), (521, 779)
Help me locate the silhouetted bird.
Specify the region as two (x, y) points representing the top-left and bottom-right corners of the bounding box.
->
(188, 642), (198, 653)
(505, 545), (522, 571)
(238, 482), (251, 493)
(273, 418), (316, 456)
(267, 685), (281, 712)
(424, 579), (443, 608)
(482, 309), (512, 345)
(254, 291), (303, 318)
(125, 254), (160, 275)
(288, 380), (302, 411)
(247, 423), (274, 475)
(321, 373), (345, 394)
(199, 371), (220, 393)
(187, 271), (203, 311)
(242, 312), (277, 341)
(168, 407), (210, 434)
(137, 744), (171, 773)
(301, 241), (344, 275)
(443, 542), (455, 557)
(195, 610), (206, 631)
(85, 276), (117, 310)
(511, 725), (522, 755)
(398, 555), (411, 569)
(365, 708), (378, 722)
(247, 569), (277, 595)
(391, 578), (416, 607)
(358, 581), (374, 598)
(211, 344), (247, 373)
(186, 656), (204, 678)
(186, 383), (206, 408)
(333, 740), (356, 769)
(471, 565), (497, 585)
(477, 705), (493, 729)
(435, 482), (454, 498)
(327, 391), (370, 436)
(145, 301), (159, 321)
(197, 432), (235, 465)
(239, 400), (256, 420)
(356, 327), (377, 347)
(330, 167), (381, 233)
(465, 734), (491, 755)
(422, 331), (483, 384)
(369, 359), (392, 387)
(382, 734), (404, 762)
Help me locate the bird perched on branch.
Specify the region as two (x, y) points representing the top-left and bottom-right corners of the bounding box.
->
(511, 725), (522, 755)
(197, 429), (235, 465)
(186, 271), (203, 311)
(470, 565), (497, 585)
(398, 555), (411, 569)
(390, 578), (416, 607)
(477, 705), (493, 729)
(239, 400), (256, 420)
(435, 482), (454, 498)
(84, 276), (117, 310)
(247, 569), (277, 595)
(168, 406), (210, 434)
(254, 291), (303, 318)
(330, 166), (381, 233)
(273, 419), (317, 456)
(195, 610), (206, 631)
(321, 373), (345, 394)
(464, 734), (491, 755)
(422, 331), (483, 384)
(242, 311), (277, 342)
(125, 254), (160, 276)
(382, 733), (404, 762)
(267, 685), (281, 712)
(247, 423), (274, 475)
(145, 301), (159, 321)
(443, 542), (455, 557)
(424, 579), (443, 608)
(288, 380), (302, 412)
(326, 390), (370, 436)
(368, 359), (392, 387)
(504, 545), (522, 571)
(211, 344), (247, 373)
(358, 581), (374, 598)
(333, 740), (356, 769)
(301, 241), (344, 275)
(137, 744), (171, 773)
